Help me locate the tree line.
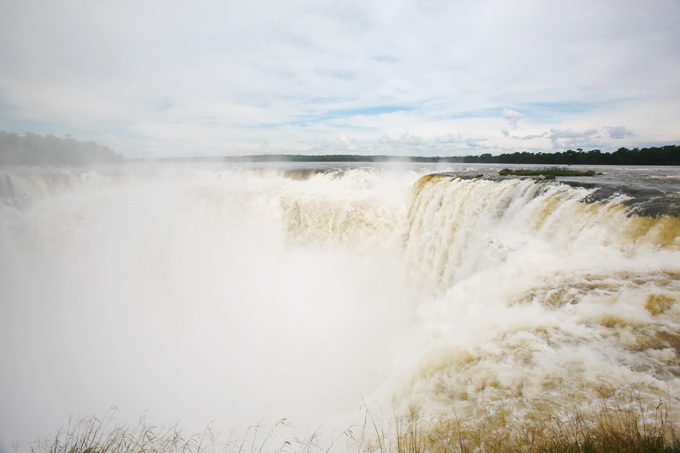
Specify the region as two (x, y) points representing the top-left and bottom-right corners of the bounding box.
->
(1, 130), (678, 166)
(0, 131), (123, 165)
(228, 145), (680, 165)
(461, 146), (680, 165)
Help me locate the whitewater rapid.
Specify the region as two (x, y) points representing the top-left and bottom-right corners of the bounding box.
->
(394, 173), (679, 435)
(0, 162), (678, 450)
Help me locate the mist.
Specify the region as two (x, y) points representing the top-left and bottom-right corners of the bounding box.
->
(0, 164), (420, 448)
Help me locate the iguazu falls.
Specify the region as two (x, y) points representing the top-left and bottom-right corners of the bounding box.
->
(0, 161), (678, 452)
(2, 0), (680, 449)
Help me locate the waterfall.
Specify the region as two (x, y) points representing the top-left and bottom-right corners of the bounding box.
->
(0, 163), (678, 450)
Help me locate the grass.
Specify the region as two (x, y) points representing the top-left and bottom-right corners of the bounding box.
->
(29, 412), (215, 453)
(25, 394), (679, 453)
(499, 167), (597, 178)
(347, 392), (679, 453)
(27, 411), (334, 453)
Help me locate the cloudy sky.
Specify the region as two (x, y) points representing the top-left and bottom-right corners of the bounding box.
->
(1, 0), (679, 158)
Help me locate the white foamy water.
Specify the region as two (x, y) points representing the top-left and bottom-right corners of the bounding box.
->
(391, 174), (679, 429)
(0, 163), (678, 451)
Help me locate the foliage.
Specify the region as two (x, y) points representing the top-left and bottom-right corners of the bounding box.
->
(464, 146), (680, 166)
(221, 146), (680, 166)
(0, 131), (123, 165)
(498, 167), (597, 177)
(3, 130), (678, 166)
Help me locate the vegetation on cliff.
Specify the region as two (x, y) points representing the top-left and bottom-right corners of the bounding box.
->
(0, 131), (123, 165)
(498, 167), (597, 178)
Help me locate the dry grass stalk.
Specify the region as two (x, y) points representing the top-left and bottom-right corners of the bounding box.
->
(26, 392), (680, 453)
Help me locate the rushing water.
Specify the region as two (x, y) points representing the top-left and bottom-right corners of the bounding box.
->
(0, 162), (678, 451)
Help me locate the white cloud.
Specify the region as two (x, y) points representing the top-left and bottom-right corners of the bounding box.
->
(380, 130), (425, 147)
(502, 129), (546, 141)
(0, 0), (679, 156)
(501, 109), (523, 129)
(604, 126), (635, 139)
(546, 128), (600, 148)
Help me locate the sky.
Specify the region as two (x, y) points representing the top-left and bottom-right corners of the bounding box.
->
(0, 0), (679, 158)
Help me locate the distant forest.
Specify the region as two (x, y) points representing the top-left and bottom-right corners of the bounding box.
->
(0, 131), (123, 165)
(458, 145), (680, 165)
(1, 130), (678, 166)
(228, 145), (680, 165)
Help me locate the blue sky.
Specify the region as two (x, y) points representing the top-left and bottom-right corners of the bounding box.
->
(1, 0), (679, 158)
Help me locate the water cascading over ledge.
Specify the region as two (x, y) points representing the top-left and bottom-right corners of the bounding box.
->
(0, 165), (678, 451)
(383, 173), (679, 449)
